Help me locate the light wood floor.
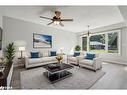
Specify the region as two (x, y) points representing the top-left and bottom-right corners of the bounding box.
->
(11, 62), (127, 89)
(91, 62), (127, 89)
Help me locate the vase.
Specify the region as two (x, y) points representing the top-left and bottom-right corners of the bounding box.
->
(58, 60), (61, 64)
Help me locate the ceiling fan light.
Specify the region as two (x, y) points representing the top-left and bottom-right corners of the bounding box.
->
(54, 21), (60, 25)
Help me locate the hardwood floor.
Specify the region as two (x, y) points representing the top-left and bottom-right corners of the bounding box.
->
(91, 62), (127, 89)
(11, 66), (25, 89)
(11, 62), (127, 89)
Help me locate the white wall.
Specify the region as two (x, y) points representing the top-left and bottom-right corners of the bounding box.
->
(77, 22), (127, 65)
(0, 15), (2, 27)
(3, 16), (77, 55)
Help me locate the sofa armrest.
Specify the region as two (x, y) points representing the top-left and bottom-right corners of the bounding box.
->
(25, 56), (29, 68)
(93, 57), (102, 70)
(76, 55), (85, 61)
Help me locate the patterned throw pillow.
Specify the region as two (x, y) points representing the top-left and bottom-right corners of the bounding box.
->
(43, 51), (49, 57)
(39, 50), (49, 57)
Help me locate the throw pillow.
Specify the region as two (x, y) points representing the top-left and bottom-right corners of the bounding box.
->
(50, 51), (57, 56)
(85, 53), (95, 60)
(39, 50), (49, 57)
(73, 52), (80, 57)
(31, 52), (39, 58)
(43, 51), (49, 57)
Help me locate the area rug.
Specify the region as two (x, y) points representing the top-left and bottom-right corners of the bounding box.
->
(20, 66), (105, 89)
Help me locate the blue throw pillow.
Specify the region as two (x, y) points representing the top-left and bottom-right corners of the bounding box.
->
(50, 51), (57, 56)
(31, 52), (39, 58)
(73, 52), (80, 57)
(85, 53), (95, 60)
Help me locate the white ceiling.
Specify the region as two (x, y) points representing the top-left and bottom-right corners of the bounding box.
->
(0, 6), (124, 33)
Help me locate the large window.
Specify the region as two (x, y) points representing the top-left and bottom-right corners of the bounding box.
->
(82, 36), (87, 51)
(82, 29), (120, 54)
(90, 34), (106, 52)
(108, 32), (118, 53)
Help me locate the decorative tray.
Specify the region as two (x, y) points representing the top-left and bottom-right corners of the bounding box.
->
(48, 63), (60, 69)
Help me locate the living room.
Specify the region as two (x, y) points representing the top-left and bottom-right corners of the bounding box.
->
(1, 6), (127, 90)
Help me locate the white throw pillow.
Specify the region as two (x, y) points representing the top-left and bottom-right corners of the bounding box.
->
(40, 50), (49, 57)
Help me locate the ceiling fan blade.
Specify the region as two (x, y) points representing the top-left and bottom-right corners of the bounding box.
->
(47, 22), (53, 25)
(60, 19), (73, 21)
(59, 22), (64, 27)
(40, 16), (53, 20)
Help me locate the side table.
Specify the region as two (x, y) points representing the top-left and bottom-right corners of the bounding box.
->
(16, 58), (25, 68)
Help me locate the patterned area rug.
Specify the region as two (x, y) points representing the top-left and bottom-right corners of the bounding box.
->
(20, 66), (105, 89)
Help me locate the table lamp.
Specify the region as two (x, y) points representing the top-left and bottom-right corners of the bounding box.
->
(19, 47), (25, 58)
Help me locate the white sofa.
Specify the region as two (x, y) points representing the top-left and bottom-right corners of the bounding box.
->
(25, 50), (58, 69)
(67, 55), (80, 65)
(79, 53), (102, 71)
(67, 52), (86, 65)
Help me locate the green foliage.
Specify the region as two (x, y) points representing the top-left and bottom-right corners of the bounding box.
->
(108, 32), (117, 46)
(75, 45), (81, 51)
(82, 37), (87, 51)
(5, 43), (16, 63)
(90, 34), (105, 44)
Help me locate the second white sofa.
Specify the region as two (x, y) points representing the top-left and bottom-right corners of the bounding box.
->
(79, 53), (102, 71)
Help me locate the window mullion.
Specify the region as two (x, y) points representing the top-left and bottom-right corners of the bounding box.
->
(105, 33), (108, 52)
(87, 35), (90, 52)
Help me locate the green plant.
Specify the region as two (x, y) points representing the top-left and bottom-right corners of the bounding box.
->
(5, 43), (16, 63)
(75, 45), (81, 51)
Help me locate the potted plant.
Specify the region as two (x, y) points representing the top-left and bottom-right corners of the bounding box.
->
(75, 45), (81, 52)
(5, 43), (16, 64)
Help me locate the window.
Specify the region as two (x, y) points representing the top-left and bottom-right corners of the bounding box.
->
(90, 34), (106, 53)
(108, 32), (118, 53)
(81, 29), (120, 54)
(82, 36), (87, 51)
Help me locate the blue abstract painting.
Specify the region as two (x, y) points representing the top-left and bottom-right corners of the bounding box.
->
(33, 33), (52, 48)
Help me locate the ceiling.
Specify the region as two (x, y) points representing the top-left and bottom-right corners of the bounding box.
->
(0, 6), (124, 33)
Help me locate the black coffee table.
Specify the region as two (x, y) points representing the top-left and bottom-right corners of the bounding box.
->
(42, 63), (74, 83)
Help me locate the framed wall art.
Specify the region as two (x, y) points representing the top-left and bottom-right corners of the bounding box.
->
(33, 33), (52, 48)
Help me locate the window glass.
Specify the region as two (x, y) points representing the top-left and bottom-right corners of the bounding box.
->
(82, 36), (87, 51)
(108, 32), (118, 53)
(90, 34), (106, 53)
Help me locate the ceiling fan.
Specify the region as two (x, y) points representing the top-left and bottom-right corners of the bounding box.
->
(40, 11), (73, 26)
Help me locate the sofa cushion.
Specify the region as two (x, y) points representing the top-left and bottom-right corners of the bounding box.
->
(31, 52), (39, 58)
(28, 58), (42, 64)
(41, 56), (57, 62)
(80, 59), (93, 66)
(80, 51), (86, 56)
(68, 57), (77, 62)
(50, 51), (57, 56)
(73, 52), (80, 57)
(40, 50), (49, 57)
(85, 53), (95, 60)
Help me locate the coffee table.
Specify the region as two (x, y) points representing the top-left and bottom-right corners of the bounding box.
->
(42, 63), (74, 83)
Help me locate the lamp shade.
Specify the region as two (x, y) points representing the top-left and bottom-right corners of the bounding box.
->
(18, 47), (25, 51)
